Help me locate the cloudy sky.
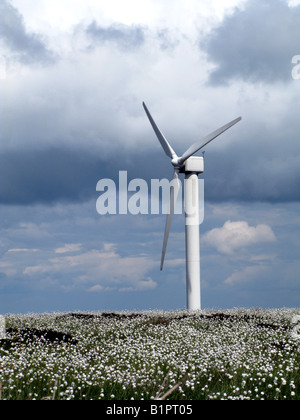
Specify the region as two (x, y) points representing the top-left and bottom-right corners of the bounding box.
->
(1, 0), (300, 313)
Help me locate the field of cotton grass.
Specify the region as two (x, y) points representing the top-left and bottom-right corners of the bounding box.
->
(0, 308), (299, 400)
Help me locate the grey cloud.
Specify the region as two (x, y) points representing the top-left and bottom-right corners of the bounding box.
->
(0, 147), (169, 205)
(85, 21), (145, 50)
(0, 148), (102, 205)
(0, 0), (56, 65)
(204, 140), (300, 203)
(156, 29), (180, 51)
(202, 0), (300, 84)
(1, 139), (300, 206)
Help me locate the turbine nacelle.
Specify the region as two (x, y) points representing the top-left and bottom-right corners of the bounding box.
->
(182, 156), (204, 174)
(172, 153), (204, 174)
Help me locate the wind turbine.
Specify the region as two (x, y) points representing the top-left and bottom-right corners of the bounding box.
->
(143, 102), (241, 310)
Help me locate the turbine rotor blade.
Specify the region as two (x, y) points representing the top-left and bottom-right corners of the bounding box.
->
(178, 116), (242, 165)
(143, 102), (177, 159)
(160, 169), (180, 270)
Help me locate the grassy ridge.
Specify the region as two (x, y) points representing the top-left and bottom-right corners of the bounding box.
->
(0, 308), (299, 400)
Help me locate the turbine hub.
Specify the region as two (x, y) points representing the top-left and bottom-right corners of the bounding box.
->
(171, 157), (180, 167)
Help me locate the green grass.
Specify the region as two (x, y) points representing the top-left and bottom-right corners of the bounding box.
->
(0, 308), (299, 400)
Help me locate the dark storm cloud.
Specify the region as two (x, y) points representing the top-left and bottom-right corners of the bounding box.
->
(203, 128), (300, 203)
(205, 150), (300, 203)
(0, 0), (55, 65)
(85, 21), (146, 50)
(1, 139), (300, 206)
(0, 148), (102, 204)
(202, 0), (300, 84)
(0, 147), (169, 205)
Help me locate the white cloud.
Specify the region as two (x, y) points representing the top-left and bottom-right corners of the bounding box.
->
(224, 265), (266, 285)
(8, 248), (39, 252)
(288, 0), (300, 7)
(24, 243), (157, 292)
(203, 220), (276, 255)
(87, 284), (116, 292)
(55, 243), (82, 254)
(10, 0), (245, 35)
(119, 277), (157, 292)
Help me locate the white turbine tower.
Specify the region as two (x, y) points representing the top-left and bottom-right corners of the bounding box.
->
(143, 102), (241, 310)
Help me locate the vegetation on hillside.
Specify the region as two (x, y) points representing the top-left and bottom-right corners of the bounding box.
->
(0, 308), (299, 400)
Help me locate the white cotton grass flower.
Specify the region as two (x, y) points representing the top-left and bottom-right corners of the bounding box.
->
(0, 309), (299, 400)
(0, 316), (5, 340)
(291, 315), (300, 340)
